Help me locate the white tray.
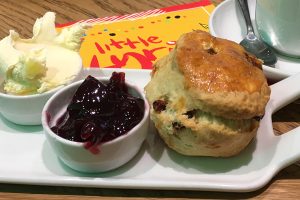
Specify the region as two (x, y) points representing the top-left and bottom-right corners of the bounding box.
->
(209, 0), (300, 80)
(1, 68), (300, 192)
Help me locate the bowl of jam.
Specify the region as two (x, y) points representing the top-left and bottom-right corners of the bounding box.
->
(42, 72), (149, 173)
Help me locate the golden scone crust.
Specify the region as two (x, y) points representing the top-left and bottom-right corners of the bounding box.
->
(175, 30), (270, 119)
(145, 30), (270, 157)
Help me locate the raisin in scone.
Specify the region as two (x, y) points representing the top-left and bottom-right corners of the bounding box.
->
(144, 30), (270, 157)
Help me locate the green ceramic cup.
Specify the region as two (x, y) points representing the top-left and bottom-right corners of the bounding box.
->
(256, 0), (300, 58)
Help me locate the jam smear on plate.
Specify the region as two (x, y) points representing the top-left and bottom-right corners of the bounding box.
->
(51, 72), (145, 149)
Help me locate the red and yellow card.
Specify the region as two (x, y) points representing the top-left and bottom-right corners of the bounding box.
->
(57, 0), (215, 69)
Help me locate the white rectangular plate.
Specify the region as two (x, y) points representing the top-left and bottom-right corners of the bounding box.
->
(1, 68), (300, 192)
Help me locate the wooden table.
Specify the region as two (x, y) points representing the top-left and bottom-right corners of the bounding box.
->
(0, 0), (300, 199)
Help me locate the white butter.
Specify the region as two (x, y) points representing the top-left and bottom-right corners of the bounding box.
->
(0, 12), (87, 95)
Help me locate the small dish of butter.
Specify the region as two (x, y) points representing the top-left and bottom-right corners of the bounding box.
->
(0, 12), (87, 125)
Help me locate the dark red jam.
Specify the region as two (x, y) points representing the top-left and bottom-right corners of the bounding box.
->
(51, 72), (145, 149)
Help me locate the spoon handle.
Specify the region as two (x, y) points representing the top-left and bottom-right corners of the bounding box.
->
(236, 0), (255, 34)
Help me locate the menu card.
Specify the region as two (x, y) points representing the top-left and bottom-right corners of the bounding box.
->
(56, 0), (215, 69)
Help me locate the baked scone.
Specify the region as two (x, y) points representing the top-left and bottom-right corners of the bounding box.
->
(145, 30), (270, 157)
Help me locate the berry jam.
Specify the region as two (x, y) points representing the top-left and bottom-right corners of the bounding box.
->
(51, 72), (145, 149)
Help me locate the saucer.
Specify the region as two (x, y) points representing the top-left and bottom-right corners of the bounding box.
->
(209, 0), (300, 80)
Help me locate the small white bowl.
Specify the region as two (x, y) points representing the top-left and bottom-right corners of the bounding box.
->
(42, 77), (150, 173)
(0, 86), (62, 125)
(0, 68), (82, 126)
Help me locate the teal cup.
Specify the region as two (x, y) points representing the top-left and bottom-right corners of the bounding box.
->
(256, 0), (300, 58)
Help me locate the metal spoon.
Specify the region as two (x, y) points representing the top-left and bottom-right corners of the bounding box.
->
(237, 0), (277, 66)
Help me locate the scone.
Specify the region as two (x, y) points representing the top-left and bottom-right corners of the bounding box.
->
(144, 30), (270, 157)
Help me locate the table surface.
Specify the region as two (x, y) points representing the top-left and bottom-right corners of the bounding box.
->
(1, 0), (300, 199)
